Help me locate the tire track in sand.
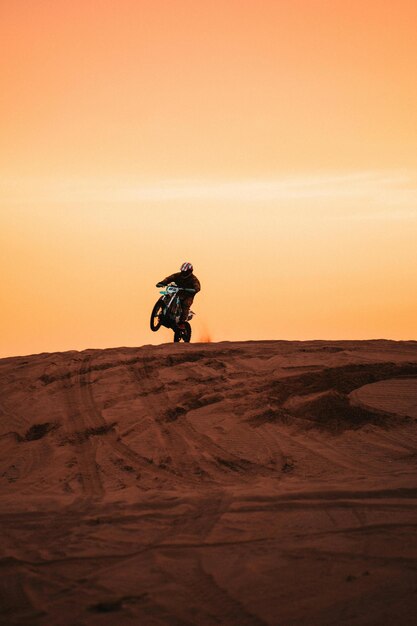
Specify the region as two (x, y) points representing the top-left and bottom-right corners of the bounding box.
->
(77, 354), (184, 488)
(157, 550), (267, 626)
(127, 355), (285, 482)
(60, 358), (104, 499)
(127, 353), (222, 484)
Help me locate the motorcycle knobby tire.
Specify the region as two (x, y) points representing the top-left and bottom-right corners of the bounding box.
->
(174, 322), (192, 343)
(150, 299), (165, 331)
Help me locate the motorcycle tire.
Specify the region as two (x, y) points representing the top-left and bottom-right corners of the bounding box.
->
(174, 322), (192, 343)
(150, 299), (165, 331)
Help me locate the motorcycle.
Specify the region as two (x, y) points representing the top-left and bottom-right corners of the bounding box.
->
(150, 284), (196, 342)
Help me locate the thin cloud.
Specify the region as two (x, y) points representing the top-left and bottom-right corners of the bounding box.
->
(337, 209), (417, 221)
(1, 171), (417, 217)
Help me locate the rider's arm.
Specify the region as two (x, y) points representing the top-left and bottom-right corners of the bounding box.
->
(156, 273), (178, 287)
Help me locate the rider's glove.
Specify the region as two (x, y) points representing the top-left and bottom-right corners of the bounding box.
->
(156, 282), (164, 287)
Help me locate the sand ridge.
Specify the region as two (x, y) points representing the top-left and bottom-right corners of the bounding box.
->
(0, 340), (417, 625)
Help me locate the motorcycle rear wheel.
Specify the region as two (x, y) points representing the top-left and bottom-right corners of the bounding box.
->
(174, 322), (191, 343)
(150, 299), (165, 331)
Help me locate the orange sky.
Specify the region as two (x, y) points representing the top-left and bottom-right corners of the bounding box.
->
(1, 0), (416, 357)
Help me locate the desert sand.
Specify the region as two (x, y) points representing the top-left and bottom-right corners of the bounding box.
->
(1, 340), (417, 625)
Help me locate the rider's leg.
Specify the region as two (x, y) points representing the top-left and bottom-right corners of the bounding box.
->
(179, 295), (194, 322)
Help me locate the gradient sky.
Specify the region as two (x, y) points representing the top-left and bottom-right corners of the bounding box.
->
(1, 0), (416, 357)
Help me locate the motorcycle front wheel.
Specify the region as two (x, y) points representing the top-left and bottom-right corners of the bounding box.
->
(150, 299), (165, 331)
(174, 322), (192, 343)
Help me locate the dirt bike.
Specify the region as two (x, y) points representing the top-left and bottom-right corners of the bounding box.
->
(150, 284), (196, 342)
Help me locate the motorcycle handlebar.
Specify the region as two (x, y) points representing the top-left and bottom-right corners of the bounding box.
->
(156, 283), (195, 293)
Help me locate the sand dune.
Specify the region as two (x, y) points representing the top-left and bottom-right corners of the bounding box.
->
(1, 340), (417, 625)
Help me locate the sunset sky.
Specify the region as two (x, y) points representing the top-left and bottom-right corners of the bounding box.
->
(1, 0), (416, 357)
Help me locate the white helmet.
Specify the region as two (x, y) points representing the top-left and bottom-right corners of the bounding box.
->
(180, 262), (193, 275)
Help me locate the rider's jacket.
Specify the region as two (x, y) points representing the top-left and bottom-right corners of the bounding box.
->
(160, 272), (201, 293)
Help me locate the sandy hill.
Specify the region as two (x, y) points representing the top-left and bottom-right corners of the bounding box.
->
(1, 340), (417, 625)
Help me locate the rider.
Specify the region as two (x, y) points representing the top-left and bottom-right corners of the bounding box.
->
(156, 262), (201, 329)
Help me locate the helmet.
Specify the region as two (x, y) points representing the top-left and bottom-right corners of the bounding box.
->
(180, 262), (193, 276)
